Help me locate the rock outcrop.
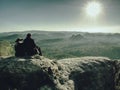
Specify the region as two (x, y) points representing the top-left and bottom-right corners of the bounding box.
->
(114, 60), (120, 90)
(0, 56), (119, 90)
(70, 34), (84, 40)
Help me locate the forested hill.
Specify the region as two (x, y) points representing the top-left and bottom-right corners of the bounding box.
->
(0, 31), (120, 59)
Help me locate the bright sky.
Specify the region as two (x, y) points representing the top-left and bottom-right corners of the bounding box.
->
(0, 0), (120, 33)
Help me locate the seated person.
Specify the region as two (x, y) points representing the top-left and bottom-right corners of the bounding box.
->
(15, 38), (25, 57)
(23, 33), (42, 56)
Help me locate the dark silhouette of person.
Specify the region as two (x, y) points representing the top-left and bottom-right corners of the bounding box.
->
(15, 38), (25, 57)
(23, 33), (42, 56)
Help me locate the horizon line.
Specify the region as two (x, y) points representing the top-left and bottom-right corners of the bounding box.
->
(0, 29), (120, 34)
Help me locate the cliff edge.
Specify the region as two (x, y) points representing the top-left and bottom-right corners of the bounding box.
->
(0, 56), (119, 90)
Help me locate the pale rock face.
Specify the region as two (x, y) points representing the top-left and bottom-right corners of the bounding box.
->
(0, 56), (119, 90)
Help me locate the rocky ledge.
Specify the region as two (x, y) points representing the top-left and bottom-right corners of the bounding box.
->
(0, 56), (119, 90)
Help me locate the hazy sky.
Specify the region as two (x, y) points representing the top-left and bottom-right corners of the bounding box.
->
(0, 0), (120, 33)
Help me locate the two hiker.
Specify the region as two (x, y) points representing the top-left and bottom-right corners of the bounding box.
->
(15, 33), (42, 57)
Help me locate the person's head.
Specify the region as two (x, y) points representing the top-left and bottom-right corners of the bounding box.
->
(26, 33), (31, 38)
(15, 38), (23, 43)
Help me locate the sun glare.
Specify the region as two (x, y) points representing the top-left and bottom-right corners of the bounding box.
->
(86, 1), (102, 17)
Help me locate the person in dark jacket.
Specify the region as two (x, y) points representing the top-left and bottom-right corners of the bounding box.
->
(15, 38), (25, 57)
(24, 33), (42, 56)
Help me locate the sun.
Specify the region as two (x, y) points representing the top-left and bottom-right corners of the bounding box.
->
(86, 1), (102, 17)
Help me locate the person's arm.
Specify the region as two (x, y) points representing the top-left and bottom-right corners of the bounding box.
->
(32, 39), (36, 48)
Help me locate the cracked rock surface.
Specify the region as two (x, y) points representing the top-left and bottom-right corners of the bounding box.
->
(0, 56), (119, 90)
